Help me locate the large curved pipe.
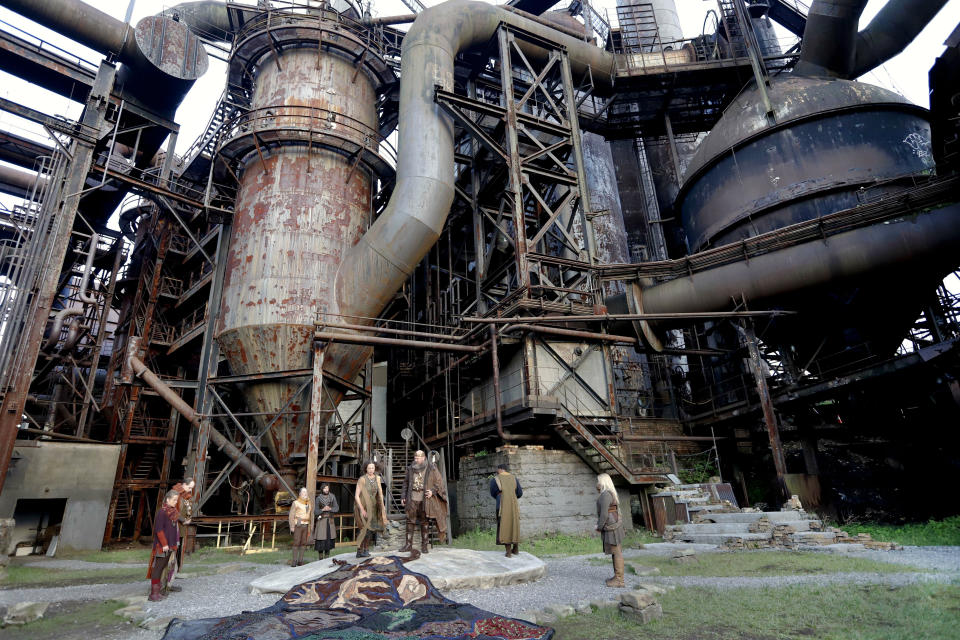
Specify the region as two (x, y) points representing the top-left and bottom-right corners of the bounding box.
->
(335, 0), (614, 327)
(794, 0), (868, 77)
(794, 0), (949, 79)
(128, 355), (280, 491)
(635, 203), (960, 318)
(850, 0), (950, 78)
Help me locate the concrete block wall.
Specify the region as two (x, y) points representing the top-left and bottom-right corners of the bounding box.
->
(457, 446), (633, 537)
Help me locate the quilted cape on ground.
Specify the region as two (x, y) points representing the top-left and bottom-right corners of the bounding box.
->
(161, 555), (554, 639)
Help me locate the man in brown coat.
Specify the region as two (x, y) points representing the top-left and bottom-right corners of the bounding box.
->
(401, 450), (445, 553)
(424, 454), (448, 545)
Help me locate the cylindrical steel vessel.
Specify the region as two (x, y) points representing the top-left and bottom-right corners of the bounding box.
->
(677, 76), (934, 252)
(215, 9), (391, 467)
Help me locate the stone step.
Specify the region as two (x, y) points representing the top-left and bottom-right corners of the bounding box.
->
(790, 531), (837, 543)
(677, 520), (813, 535)
(693, 511), (814, 524)
(674, 532), (772, 545)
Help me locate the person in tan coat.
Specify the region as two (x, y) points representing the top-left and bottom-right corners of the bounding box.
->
(288, 487), (312, 567)
(354, 461), (388, 558)
(490, 463), (522, 557)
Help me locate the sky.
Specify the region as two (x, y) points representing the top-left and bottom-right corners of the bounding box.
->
(0, 0), (957, 176)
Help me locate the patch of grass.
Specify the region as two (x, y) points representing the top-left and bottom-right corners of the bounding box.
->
(551, 583), (960, 639)
(61, 547), (152, 564)
(451, 528), (660, 557)
(586, 550), (919, 576)
(0, 599), (126, 639)
(836, 516), (960, 547)
(0, 565), (145, 588)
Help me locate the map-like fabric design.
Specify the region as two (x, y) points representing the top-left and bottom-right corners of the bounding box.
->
(162, 555), (553, 640)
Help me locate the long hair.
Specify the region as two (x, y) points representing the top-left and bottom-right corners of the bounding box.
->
(360, 460), (379, 476)
(596, 473), (618, 503)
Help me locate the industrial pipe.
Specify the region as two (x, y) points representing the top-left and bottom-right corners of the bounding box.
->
(334, 0), (614, 329)
(315, 331), (483, 353)
(628, 203), (960, 329)
(794, 0), (868, 77)
(42, 233), (98, 352)
(165, 1), (259, 42)
(795, 0), (949, 79)
(850, 0), (950, 78)
(128, 355), (279, 491)
(1, 0), (209, 114)
(0, 163), (44, 198)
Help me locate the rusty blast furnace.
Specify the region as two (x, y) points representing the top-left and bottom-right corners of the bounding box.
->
(0, 0), (956, 550)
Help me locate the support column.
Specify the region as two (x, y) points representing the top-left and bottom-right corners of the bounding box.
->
(306, 342), (325, 520)
(0, 61), (116, 493)
(742, 320), (789, 501)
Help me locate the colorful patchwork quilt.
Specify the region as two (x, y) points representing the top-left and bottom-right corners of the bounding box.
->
(161, 555), (553, 639)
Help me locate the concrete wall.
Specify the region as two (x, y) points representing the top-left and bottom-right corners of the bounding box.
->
(456, 446), (633, 537)
(0, 441), (121, 553)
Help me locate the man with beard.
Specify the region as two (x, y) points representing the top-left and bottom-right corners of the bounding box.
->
(400, 449), (444, 553)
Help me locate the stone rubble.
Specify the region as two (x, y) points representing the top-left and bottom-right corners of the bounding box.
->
(2, 601), (50, 626)
(618, 590), (663, 624)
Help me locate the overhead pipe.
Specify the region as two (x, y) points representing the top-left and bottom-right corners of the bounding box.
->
(335, 0), (614, 332)
(1, 0), (209, 114)
(795, 0), (949, 79)
(794, 0), (868, 77)
(128, 355), (280, 491)
(611, 203), (960, 349)
(42, 233), (98, 352)
(0, 163), (45, 198)
(850, 0), (950, 78)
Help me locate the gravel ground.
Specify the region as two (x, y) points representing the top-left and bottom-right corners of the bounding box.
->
(1, 546), (958, 639)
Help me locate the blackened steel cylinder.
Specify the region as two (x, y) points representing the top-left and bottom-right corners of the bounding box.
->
(677, 76), (934, 252)
(215, 11), (391, 466)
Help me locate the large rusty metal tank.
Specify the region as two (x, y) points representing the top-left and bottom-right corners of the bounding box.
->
(214, 6), (394, 471)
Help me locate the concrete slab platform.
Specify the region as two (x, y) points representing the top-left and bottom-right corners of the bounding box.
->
(248, 547), (546, 594)
(695, 511), (812, 524)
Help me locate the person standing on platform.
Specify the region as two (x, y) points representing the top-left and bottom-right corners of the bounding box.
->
(424, 453), (449, 546)
(354, 461), (388, 558)
(596, 472), (626, 587)
(288, 487), (312, 567)
(400, 450), (431, 553)
(313, 483), (339, 560)
(490, 463), (522, 557)
(147, 490), (180, 601)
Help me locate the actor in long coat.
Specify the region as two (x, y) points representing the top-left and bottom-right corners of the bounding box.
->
(313, 483), (339, 560)
(147, 490), (180, 601)
(424, 459), (448, 545)
(167, 477), (194, 592)
(596, 473), (626, 587)
(401, 450), (448, 553)
(489, 463), (522, 557)
(354, 461), (388, 558)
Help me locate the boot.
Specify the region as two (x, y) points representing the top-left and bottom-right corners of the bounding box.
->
(290, 546), (298, 566)
(511, 543), (519, 556)
(165, 583), (182, 593)
(605, 545), (625, 588)
(420, 522), (430, 554)
(149, 581), (165, 602)
(295, 546), (304, 566)
(400, 521), (415, 552)
(357, 534), (371, 558)
(504, 544), (512, 558)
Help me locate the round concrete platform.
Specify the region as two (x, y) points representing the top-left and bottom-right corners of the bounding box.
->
(248, 548), (546, 594)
